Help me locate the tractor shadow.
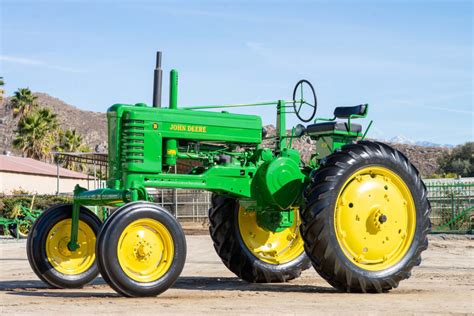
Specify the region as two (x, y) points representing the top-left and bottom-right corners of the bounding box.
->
(0, 277), (117, 298)
(173, 276), (337, 294)
(2, 276), (336, 298)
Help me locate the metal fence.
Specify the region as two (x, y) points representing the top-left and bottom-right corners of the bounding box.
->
(424, 179), (473, 233)
(149, 189), (212, 222)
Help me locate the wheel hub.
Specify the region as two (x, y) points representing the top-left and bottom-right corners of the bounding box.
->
(238, 206), (304, 265)
(134, 240), (153, 261)
(370, 209), (388, 232)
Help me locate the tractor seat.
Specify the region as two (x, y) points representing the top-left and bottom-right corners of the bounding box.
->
(306, 121), (362, 134)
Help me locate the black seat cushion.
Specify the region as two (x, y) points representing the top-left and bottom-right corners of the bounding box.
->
(306, 121), (362, 134)
(333, 104), (367, 118)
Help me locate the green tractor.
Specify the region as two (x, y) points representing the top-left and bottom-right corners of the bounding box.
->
(27, 52), (431, 296)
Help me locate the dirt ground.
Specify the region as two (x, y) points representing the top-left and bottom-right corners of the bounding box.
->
(0, 231), (473, 315)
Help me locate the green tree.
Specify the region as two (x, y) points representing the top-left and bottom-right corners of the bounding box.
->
(0, 77), (4, 102)
(13, 108), (59, 160)
(56, 129), (91, 171)
(10, 88), (38, 119)
(437, 142), (473, 177)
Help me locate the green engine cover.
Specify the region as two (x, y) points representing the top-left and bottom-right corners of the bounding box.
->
(251, 156), (304, 210)
(106, 103), (263, 188)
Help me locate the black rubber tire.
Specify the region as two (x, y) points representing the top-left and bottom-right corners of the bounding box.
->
(96, 202), (187, 297)
(301, 141), (431, 293)
(95, 203), (132, 289)
(26, 204), (102, 288)
(209, 195), (310, 283)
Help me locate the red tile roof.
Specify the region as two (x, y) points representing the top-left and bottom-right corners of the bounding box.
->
(0, 155), (91, 179)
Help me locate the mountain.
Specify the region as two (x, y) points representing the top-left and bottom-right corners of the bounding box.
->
(387, 135), (454, 148)
(0, 92), (451, 177)
(384, 142), (450, 177)
(388, 135), (416, 145)
(0, 93), (107, 154)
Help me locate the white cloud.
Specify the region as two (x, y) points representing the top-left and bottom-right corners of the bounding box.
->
(388, 98), (473, 115)
(0, 55), (88, 73)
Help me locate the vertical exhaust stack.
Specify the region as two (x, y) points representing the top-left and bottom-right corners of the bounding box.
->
(152, 51), (163, 107)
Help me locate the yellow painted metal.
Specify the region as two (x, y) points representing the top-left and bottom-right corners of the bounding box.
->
(117, 218), (174, 282)
(238, 206), (304, 264)
(334, 166), (416, 271)
(46, 219), (96, 275)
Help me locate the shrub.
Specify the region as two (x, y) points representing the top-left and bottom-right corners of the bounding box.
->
(0, 195), (73, 218)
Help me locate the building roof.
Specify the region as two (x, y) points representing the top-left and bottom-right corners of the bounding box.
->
(0, 155), (92, 179)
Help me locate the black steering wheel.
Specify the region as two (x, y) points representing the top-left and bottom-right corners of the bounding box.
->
(292, 79), (317, 123)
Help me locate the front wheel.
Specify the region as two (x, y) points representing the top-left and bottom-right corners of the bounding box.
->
(96, 202), (186, 297)
(27, 204), (101, 288)
(301, 141), (431, 292)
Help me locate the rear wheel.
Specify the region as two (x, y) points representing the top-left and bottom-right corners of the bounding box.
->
(97, 202), (186, 297)
(209, 195), (310, 283)
(27, 204), (101, 288)
(301, 141), (431, 292)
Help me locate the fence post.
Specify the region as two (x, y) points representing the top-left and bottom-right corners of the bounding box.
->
(56, 159), (60, 195)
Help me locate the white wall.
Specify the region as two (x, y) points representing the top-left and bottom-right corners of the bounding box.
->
(0, 171), (95, 194)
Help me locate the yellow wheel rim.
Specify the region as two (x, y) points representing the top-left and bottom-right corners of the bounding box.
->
(334, 166), (416, 271)
(46, 219), (96, 275)
(117, 219), (174, 283)
(18, 223), (30, 237)
(238, 206), (304, 265)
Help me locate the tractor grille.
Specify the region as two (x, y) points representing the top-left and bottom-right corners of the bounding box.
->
(121, 119), (145, 164)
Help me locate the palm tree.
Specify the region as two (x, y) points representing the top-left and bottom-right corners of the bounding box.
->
(0, 77), (4, 102)
(56, 128), (91, 171)
(10, 88), (38, 119)
(13, 108), (59, 160)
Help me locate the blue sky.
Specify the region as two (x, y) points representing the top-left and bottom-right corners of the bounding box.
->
(1, 0), (472, 145)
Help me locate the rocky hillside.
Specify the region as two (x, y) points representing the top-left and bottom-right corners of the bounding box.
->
(382, 143), (449, 177)
(0, 93), (107, 153)
(0, 93), (450, 177)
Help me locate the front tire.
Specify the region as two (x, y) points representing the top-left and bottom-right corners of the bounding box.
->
(27, 204), (101, 288)
(209, 195), (310, 283)
(301, 141), (431, 293)
(96, 202), (186, 297)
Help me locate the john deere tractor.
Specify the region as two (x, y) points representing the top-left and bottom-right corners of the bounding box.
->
(27, 52), (431, 297)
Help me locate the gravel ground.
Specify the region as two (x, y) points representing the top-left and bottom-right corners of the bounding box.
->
(0, 234), (473, 315)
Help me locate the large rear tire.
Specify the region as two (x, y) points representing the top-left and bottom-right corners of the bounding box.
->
(209, 195), (310, 283)
(301, 141), (431, 293)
